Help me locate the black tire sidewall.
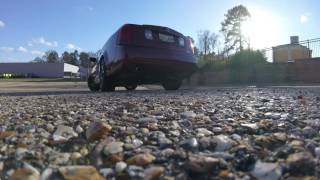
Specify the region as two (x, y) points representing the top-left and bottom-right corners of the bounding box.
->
(125, 85), (138, 91)
(99, 62), (114, 92)
(87, 75), (99, 91)
(163, 79), (182, 90)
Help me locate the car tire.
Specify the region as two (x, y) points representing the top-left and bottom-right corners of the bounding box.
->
(87, 75), (100, 91)
(125, 85), (138, 91)
(162, 79), (182, 90)
(99, 61), (115, 92)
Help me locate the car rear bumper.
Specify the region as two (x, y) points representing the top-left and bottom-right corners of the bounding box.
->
(109, 46), (196, 84)
(123, 58), (197, 76)
(124, 45), (196, 64)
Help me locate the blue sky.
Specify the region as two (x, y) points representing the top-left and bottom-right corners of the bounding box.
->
(0, 0), (319, 62)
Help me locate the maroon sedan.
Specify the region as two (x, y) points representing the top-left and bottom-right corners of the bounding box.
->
(88, 24), (197, 91)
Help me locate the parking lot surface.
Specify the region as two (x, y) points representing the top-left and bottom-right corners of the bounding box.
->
(0, 82), (320, 179)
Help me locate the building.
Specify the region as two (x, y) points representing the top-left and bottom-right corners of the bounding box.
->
(0, 62), (83, 78)
(273, 36), (312, 63)
(63, 63), (79, 78)
(0, 62), (64, 77)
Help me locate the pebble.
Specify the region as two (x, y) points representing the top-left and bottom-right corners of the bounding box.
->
(59, 166), (103, 180)
(179, 138), (198, 151)
(126, 165), (144, 179)
(286, 152), (315, 175)
(302, 126), (317, 138)
(158, 137), (173, 148)
(70, 152), (82, 161)
(315, 147), (320, 157)
(15, 147), (28, 160)
(169, 130), (180, 136)
(59, 166), (104, 180)
(53, 125), (78, 141)
(180, 111), (196, 119)
(103, 141), (124, 155)
(115, 161), (127, 173)
(186, 154), (220, 173)
(132, 139), (143, 148)
(212, 135), (235, 152)
(251, 161), (282, 180)
(137, 117), (157, 124)
(241, 123), (258, 130)
(50, 153), (71, 165)
(75, 125), (84, 133)
(230, 134), (242, 141)
(144, 166), (165, 180)
(196, 128), (213, 137)
(86, 121), (112, 141)
(127, 153), (156, 166)
(9, 168), (40, 180)
(212, 127), (223, 133)
(99, 168), (114, 177)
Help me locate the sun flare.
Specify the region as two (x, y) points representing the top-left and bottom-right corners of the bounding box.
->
(242, 7), (282, 49)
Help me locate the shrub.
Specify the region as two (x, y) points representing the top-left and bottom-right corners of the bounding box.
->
(229, 49), (267, 70)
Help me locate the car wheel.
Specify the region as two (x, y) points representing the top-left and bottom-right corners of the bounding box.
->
(99, 61), (115, 92)
(125, 85), (138, 91)
(162, 79), (182, 90)
(87, 74), (100, 91)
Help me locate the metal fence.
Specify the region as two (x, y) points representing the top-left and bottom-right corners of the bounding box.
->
(263, 38), (320, 62)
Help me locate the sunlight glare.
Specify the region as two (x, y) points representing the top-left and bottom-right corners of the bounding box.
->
(242, 7), (282, 49)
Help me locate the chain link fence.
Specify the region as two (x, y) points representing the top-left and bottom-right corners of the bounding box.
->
(263, 38), (320, 63)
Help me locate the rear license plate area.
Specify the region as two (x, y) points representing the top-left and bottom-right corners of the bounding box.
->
(159, 33), (175, 43)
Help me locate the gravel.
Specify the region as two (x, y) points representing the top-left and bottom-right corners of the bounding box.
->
(0, 87), (320, 179)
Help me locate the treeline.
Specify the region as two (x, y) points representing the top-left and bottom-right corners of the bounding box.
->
(30, 50), (94, 67)
(194, 4), (267, 71)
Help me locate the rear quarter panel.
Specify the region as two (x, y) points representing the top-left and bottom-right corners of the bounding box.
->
(101, 31), (124, 66)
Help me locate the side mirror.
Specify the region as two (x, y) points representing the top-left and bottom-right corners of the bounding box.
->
(89, 57), (97, 63)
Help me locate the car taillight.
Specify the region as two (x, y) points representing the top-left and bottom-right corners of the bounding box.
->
(145, 30), (153, 40)
(118, 24), (134, 44)
(187, 38), (194, 54)
(178, 37), (185, 47)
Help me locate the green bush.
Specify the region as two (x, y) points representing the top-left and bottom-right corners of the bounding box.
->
(229, 49), (267, 70)
(227, 50), (267, 83)
(197, 56), (229, 72)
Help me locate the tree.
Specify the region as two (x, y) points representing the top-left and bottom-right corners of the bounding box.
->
(62, 51), (72, 64)
(221, 5), (250, 54)
(44, 50), (59, 63)
(30, 57), (45, 63)
(79, 52), (90, 67)
(198, 30), (211, 55)
(197, 30), (219, 55)
(62, 50), (79, 65)
(209, 33), (218, 55)
(69, 50), (79, 66)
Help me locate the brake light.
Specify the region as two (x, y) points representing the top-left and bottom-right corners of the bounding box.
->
(118, 24), (134, 44)
(187, 37), (194, 54)
(145, 30), (153, 40)
(178, 37), (185, 47)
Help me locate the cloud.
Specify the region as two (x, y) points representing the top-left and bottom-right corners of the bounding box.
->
(31, 37), (58, 47)
(300, 15), (308, 23)
(0, 47), (14, 53)
(17, 46), (28, 53)
(27, 42), (33, 47)
(31, 50), (45, 56)
(0, 20), (5, 28)
(300, 13), (311, 24)
(88, 6), (93, 11)
(66, 43), (82, 51)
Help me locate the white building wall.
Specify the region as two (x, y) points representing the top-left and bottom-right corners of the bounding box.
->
(64, 63), (79, 73)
